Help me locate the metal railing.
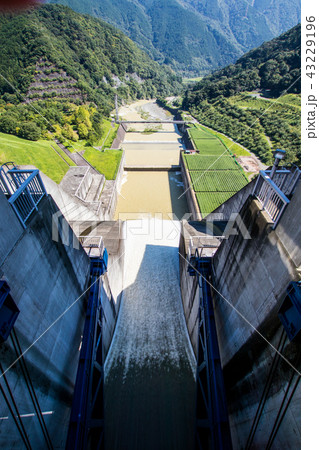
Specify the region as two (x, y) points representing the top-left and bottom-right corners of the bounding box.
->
(8, 170), (47, 228)
(187, 235), (222, 260)
(0, 162), (17, 195)
(74, 168), (103, 215)
(79, 236), (104, 259)
(253, 170), (291, 227)
(264, 167), (301, 197)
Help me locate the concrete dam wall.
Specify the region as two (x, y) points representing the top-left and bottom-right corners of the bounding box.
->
(0, 192), (120, 449)
(211, 185), (301, 449)
(0, 192), (90, 448)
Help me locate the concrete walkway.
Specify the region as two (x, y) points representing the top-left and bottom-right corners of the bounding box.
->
(54, 139), (99, 172)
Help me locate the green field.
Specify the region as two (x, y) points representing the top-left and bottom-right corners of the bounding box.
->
(83, 148), (122, 180)
(0, 133), (71, 183)
(190, 170), (247, 192)
(188, 93), (300, 165)
(0, 132), (122, 183)
(195, 125), (251, 156)
(185, 154), (239, 171)
(196, 192), (236, 215)
(184, 125), (248, 217)
(242, 93), (301, 110)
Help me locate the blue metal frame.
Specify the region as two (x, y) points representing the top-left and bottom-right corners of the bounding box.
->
(1, 163), (47, 228)
(278, 281), (301, 341)
(0, 280), (20, 343)
(188, 252), (232, 450)
(66, 249), (108, 450)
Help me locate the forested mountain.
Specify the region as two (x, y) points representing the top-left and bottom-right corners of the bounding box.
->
(0, 4), (181, 111)
(184, 24), (301, 106)
(182, 25), (301, 166)
(48, 0), (300, 75)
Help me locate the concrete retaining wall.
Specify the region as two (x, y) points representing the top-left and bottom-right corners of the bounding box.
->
(0, 192), (124, 448)
(211, 182), (301, 449)
(178, 229), (199, 357)
(180, 152), (201, 219)
(111, 124), (127, 149)
(0, 193), (90, 449)
(182, 128), (196, 151)
(107, 150), (125, 219)
(75, 168), (91, 200)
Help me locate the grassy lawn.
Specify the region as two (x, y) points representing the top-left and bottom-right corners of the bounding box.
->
(196, 192), (236, 216)
(83, 148), (122, 180)
(184, 154), (239, 171)
(0, 133), (70, 183)
(230, 93), (301, 115)
(65, 139), (87, 153)
(53, 144), (76, 166)
(244, 92), (301, 109)
(189, 170), (248, 192)
(189, 127), (227, 155)
(63, 121), (119, 153)
(182, 77), (203, 84)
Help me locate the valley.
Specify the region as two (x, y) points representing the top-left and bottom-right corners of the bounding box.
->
(0, 2), (302, 450)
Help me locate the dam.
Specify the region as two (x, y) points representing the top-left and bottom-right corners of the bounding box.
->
(107, 102), (196, 448)
(0, 100), (301, 449)
(104, 220), (196, 449)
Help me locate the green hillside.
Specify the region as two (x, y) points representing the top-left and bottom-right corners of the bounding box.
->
(183, 25), (301, 165)
(0, 4), (181, 111)
(184, 24), (300, 104)
(0, 132), (72, 183)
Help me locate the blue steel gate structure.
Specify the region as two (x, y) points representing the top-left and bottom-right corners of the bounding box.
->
(0, 162), (47, 228)
(188, 250), (232, 450)
(66, 243), (108, 450)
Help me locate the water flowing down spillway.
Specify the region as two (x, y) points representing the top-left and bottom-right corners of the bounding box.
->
(104, 220), (197, 450)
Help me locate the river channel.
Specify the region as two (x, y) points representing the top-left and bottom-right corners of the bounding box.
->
(114, 100), (188, 220)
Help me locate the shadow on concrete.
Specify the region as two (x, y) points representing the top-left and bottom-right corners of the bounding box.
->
(104, 243), (196, 450)
(168, 172), (189, 220)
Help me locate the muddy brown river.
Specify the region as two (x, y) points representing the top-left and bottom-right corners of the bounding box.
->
(114, 100), (188, 220)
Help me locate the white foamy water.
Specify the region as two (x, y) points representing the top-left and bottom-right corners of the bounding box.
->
(104, 219), (196, 380)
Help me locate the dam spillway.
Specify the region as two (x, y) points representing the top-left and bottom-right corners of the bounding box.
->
(105, 101), (196, 448)
(103, 220), (197, 449)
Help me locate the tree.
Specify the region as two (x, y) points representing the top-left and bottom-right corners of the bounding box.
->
(18, 122), (41, 141)
(77, 122), (89, 139)
(74, 106), (92, 129)
(62, 123), (79, 141)
(0, 115), (17, 135)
